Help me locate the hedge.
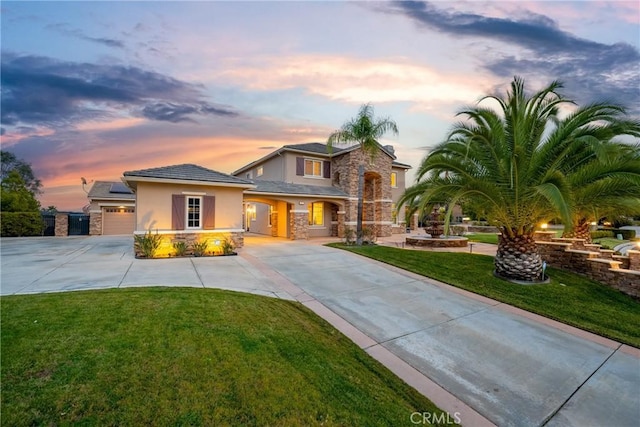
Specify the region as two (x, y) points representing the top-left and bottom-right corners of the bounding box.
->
(590, 230), (614, 239)
(0, 212), (45, 237)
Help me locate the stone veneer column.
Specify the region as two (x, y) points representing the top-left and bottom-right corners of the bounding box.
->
(89, 210), (103, 235)
(54, 213), (68, 236)
(337, 211), (345, 238)
(289, 210), (309, 240)
(628, 250), (640, 271)
(270, 211), (278, 237)
(410, 213), (419, 231)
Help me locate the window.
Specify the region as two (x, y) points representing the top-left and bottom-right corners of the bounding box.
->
(257, 166), (264, 177)
(391, 172), (398, 188)
(308, 202), (323, 226)
(304, 159), (322, 177)
(246, 172), (252, 179)
(187, 196), (201, 228)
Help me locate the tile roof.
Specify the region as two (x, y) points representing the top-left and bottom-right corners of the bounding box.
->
(87, 181), (135, 200)
(392, 161), (412, 169)
(282, 142), (343, 155)
(123, 164), (253, 185)
(248, 180), (348, 198)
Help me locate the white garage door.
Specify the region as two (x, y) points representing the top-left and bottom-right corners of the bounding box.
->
(103, 207), (135, 235)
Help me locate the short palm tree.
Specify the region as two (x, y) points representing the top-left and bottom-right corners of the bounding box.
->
(562, 143), (640, 242)
(399, 76), (640, 282)
(327, 103), (399, 245)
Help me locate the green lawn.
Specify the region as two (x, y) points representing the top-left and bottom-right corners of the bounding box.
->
(328, 244), (640, 348)
(1, 288), (448, 427)
(465, 233), (499, 245)
(593, 237), (632, 250)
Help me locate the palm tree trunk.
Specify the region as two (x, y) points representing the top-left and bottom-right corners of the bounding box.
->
(356, 163), (364, 245)
(495, 231), (543, 282)
(561, 218), (592, 243)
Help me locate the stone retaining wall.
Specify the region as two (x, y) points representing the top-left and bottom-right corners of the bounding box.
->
(535, 234), (639, 299)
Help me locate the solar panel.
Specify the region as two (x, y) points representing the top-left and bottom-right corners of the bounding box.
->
(109, 182), (133, 194)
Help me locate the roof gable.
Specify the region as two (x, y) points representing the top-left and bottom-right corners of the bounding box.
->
(124, 164), (253, 186)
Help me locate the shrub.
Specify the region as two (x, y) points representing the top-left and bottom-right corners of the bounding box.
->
(172, 241), (188, 257)
(361, 226), (377, 245)
(134, 230), (163, 258)
(191, 240), (209, 257)
(598, 229), (636, 240)
(449, 225), (466, 236)
(343, 227), (356, 245)
(220, 237), (235, 255)
(0, 212), (45, 237)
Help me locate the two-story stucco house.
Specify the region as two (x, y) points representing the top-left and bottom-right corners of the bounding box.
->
(232, 142), (411, 240)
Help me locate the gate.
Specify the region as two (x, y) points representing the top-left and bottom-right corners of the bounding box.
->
(68, 213), (90, 235)
(42, 213), (56, 236)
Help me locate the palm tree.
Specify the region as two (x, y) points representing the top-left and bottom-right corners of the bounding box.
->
(561, 143), (640, 242)
(399, 77), (640, 282)
(327, 103), (399, 245)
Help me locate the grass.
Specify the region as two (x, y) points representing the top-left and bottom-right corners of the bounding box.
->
(593, 237), (632, 250)
(1, 287), (448, 426)
(465, 233), (499, 245)
(327, 244), (640, 348)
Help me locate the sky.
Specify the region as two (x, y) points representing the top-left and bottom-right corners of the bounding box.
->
(2, 0), (639, 210)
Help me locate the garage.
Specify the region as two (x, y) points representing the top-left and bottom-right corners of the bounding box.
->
(102, 207), (135, 235)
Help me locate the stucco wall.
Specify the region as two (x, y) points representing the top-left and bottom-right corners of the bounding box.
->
(135, 182), (244, 232)
(284, 153), (333, 186)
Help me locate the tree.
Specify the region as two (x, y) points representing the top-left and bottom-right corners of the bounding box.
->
(561, 143), (640, 242)
(327, 103), (399, 245)
(399, 76), (640, 282)
(1, 170), (41, 212)
(1, 151), (42, 194)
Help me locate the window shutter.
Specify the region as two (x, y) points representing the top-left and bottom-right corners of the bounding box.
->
(323, 161), (331, 178)
(172, 194), (185, 230)
(203, 196), (215, 230)
(296, 157), (304, 176)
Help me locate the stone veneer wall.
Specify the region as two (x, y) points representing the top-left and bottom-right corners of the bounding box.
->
(54, 213), (68, 236)
(89, 212), (102, 236)
(534, 232), (639, 299)
(134, 231), (244, 258)
(289, 211), (309, 240)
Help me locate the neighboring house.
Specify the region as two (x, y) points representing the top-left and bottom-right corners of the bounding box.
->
(232, 142), (411, 239)
(122, 164), (254, 256)
(87, 181), (136, 235)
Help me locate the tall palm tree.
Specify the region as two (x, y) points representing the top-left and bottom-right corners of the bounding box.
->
(327, 103), (399, 245)
(399, 77), (640, 282)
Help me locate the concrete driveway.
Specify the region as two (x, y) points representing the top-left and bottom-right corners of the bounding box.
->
(1, 235), (639, 426)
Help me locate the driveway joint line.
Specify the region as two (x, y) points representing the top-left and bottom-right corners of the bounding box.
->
(189, 258), (205, 287)
(117, 261), (134, 288)
(540, 343), (622, 427)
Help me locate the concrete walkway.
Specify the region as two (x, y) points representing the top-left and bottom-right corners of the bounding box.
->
(1, 235), (638, 426)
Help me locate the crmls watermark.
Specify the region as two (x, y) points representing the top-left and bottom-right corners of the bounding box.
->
(410, 411), (462, 425)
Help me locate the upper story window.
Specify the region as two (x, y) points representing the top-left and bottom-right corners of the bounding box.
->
(257, 166), (264, 177)
(391, 172), (398, 188)
(305, 159), (322, 177)
(246, 172), (252, 179)
(187, 196), (202, 229)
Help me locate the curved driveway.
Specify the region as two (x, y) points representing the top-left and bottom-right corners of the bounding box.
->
(2, 235), (638, 427)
